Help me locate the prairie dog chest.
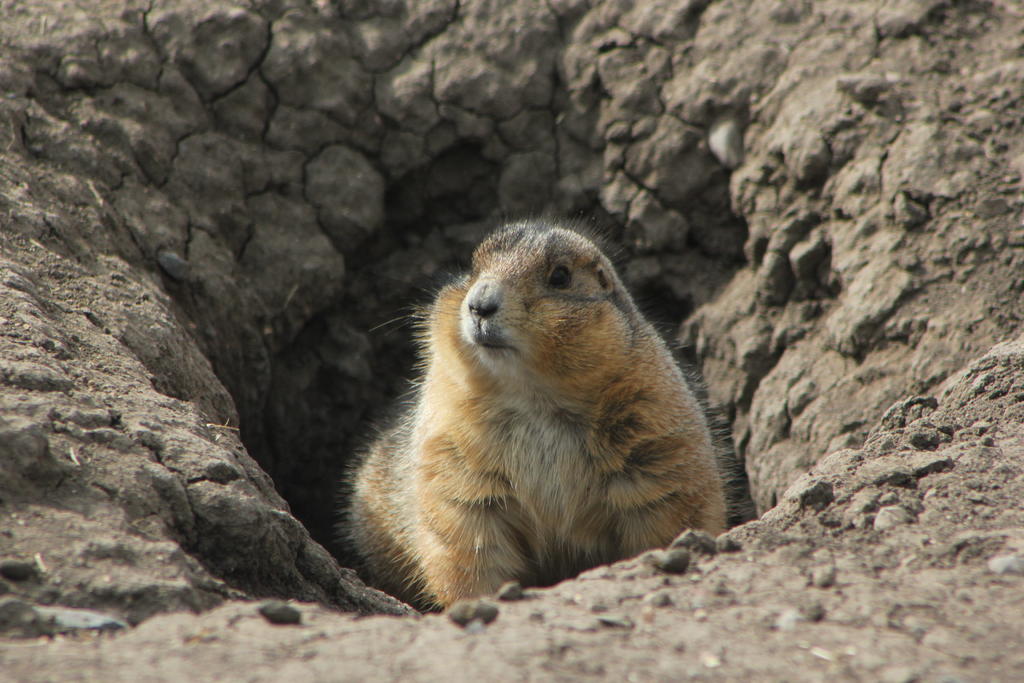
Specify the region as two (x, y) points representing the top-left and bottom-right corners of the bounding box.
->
(485, 399), (597, 529)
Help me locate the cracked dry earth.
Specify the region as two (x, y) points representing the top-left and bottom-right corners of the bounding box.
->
(2, 0), (1024, 681)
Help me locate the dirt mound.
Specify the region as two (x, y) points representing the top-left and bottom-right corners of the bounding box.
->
(0, 167), (407, 620)
(5, 335), (1023, 679)
(1, 0), (1023, 679)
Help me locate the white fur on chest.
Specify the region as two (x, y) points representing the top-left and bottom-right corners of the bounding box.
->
(488, 393), (596, 538)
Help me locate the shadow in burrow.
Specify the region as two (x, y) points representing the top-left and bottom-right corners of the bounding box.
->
(217, 143), (758, 593)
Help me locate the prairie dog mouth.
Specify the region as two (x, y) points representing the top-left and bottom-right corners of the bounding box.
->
(465, 317), (513, 350)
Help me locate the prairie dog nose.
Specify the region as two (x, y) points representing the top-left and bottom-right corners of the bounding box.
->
(467, 280), (503, 319)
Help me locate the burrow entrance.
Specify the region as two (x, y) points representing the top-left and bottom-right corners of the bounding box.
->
(228, 144), (753, 568)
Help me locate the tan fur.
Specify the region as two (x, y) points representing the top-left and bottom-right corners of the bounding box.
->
(347, 219), (726, 609)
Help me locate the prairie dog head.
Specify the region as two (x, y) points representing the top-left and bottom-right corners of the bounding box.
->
(455, 221), (639, 391)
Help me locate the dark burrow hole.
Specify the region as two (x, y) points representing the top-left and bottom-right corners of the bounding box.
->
(226, 142), (755, 589)
(244, 142), (502, 568)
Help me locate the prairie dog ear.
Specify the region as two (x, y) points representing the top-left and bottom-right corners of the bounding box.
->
(596, 267), (610, 291)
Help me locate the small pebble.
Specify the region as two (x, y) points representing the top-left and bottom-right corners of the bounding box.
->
(969, 420), (991, 435)
(907, 427), (941, 450)
(156, 251), (191, 282)
(811, 565), (837, 588)
(708, 116), (745, 169)
(671, 530), (718, 555)
(597, 615), (634, 629)
(796, 479), (834, 511)
(987, 554), (1024, 576)
(0, 560), (38, 582)
(258, 601), (302, 625)
(647, 548), (691, 574)
(463, 619), (487, 635)
(836, 73), (892, 105)
(496, 580), (524, 601)
(715, 536), (742, 553)
(877, 491), (899, 506)
(910, 454), (954, 477)
(808, 646), (835, 662)
(775, 608), (803, 631)
(800, 601), (826, 622)
(643, 591), (674, 607)
(700, 652), (722, 669)
(35, 606), (127, 632)
(448, 599), (499, 627)
(873, 505), (914, 530)
(871, 469), (914, 488)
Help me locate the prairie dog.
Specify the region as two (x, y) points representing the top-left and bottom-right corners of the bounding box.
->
(346, 219), (727, 609)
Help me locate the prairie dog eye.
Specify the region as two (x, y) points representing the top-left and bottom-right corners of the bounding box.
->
(548, 265), (571, 289)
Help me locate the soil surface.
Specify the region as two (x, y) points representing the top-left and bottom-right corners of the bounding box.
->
(2, 0), (1023, 680)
